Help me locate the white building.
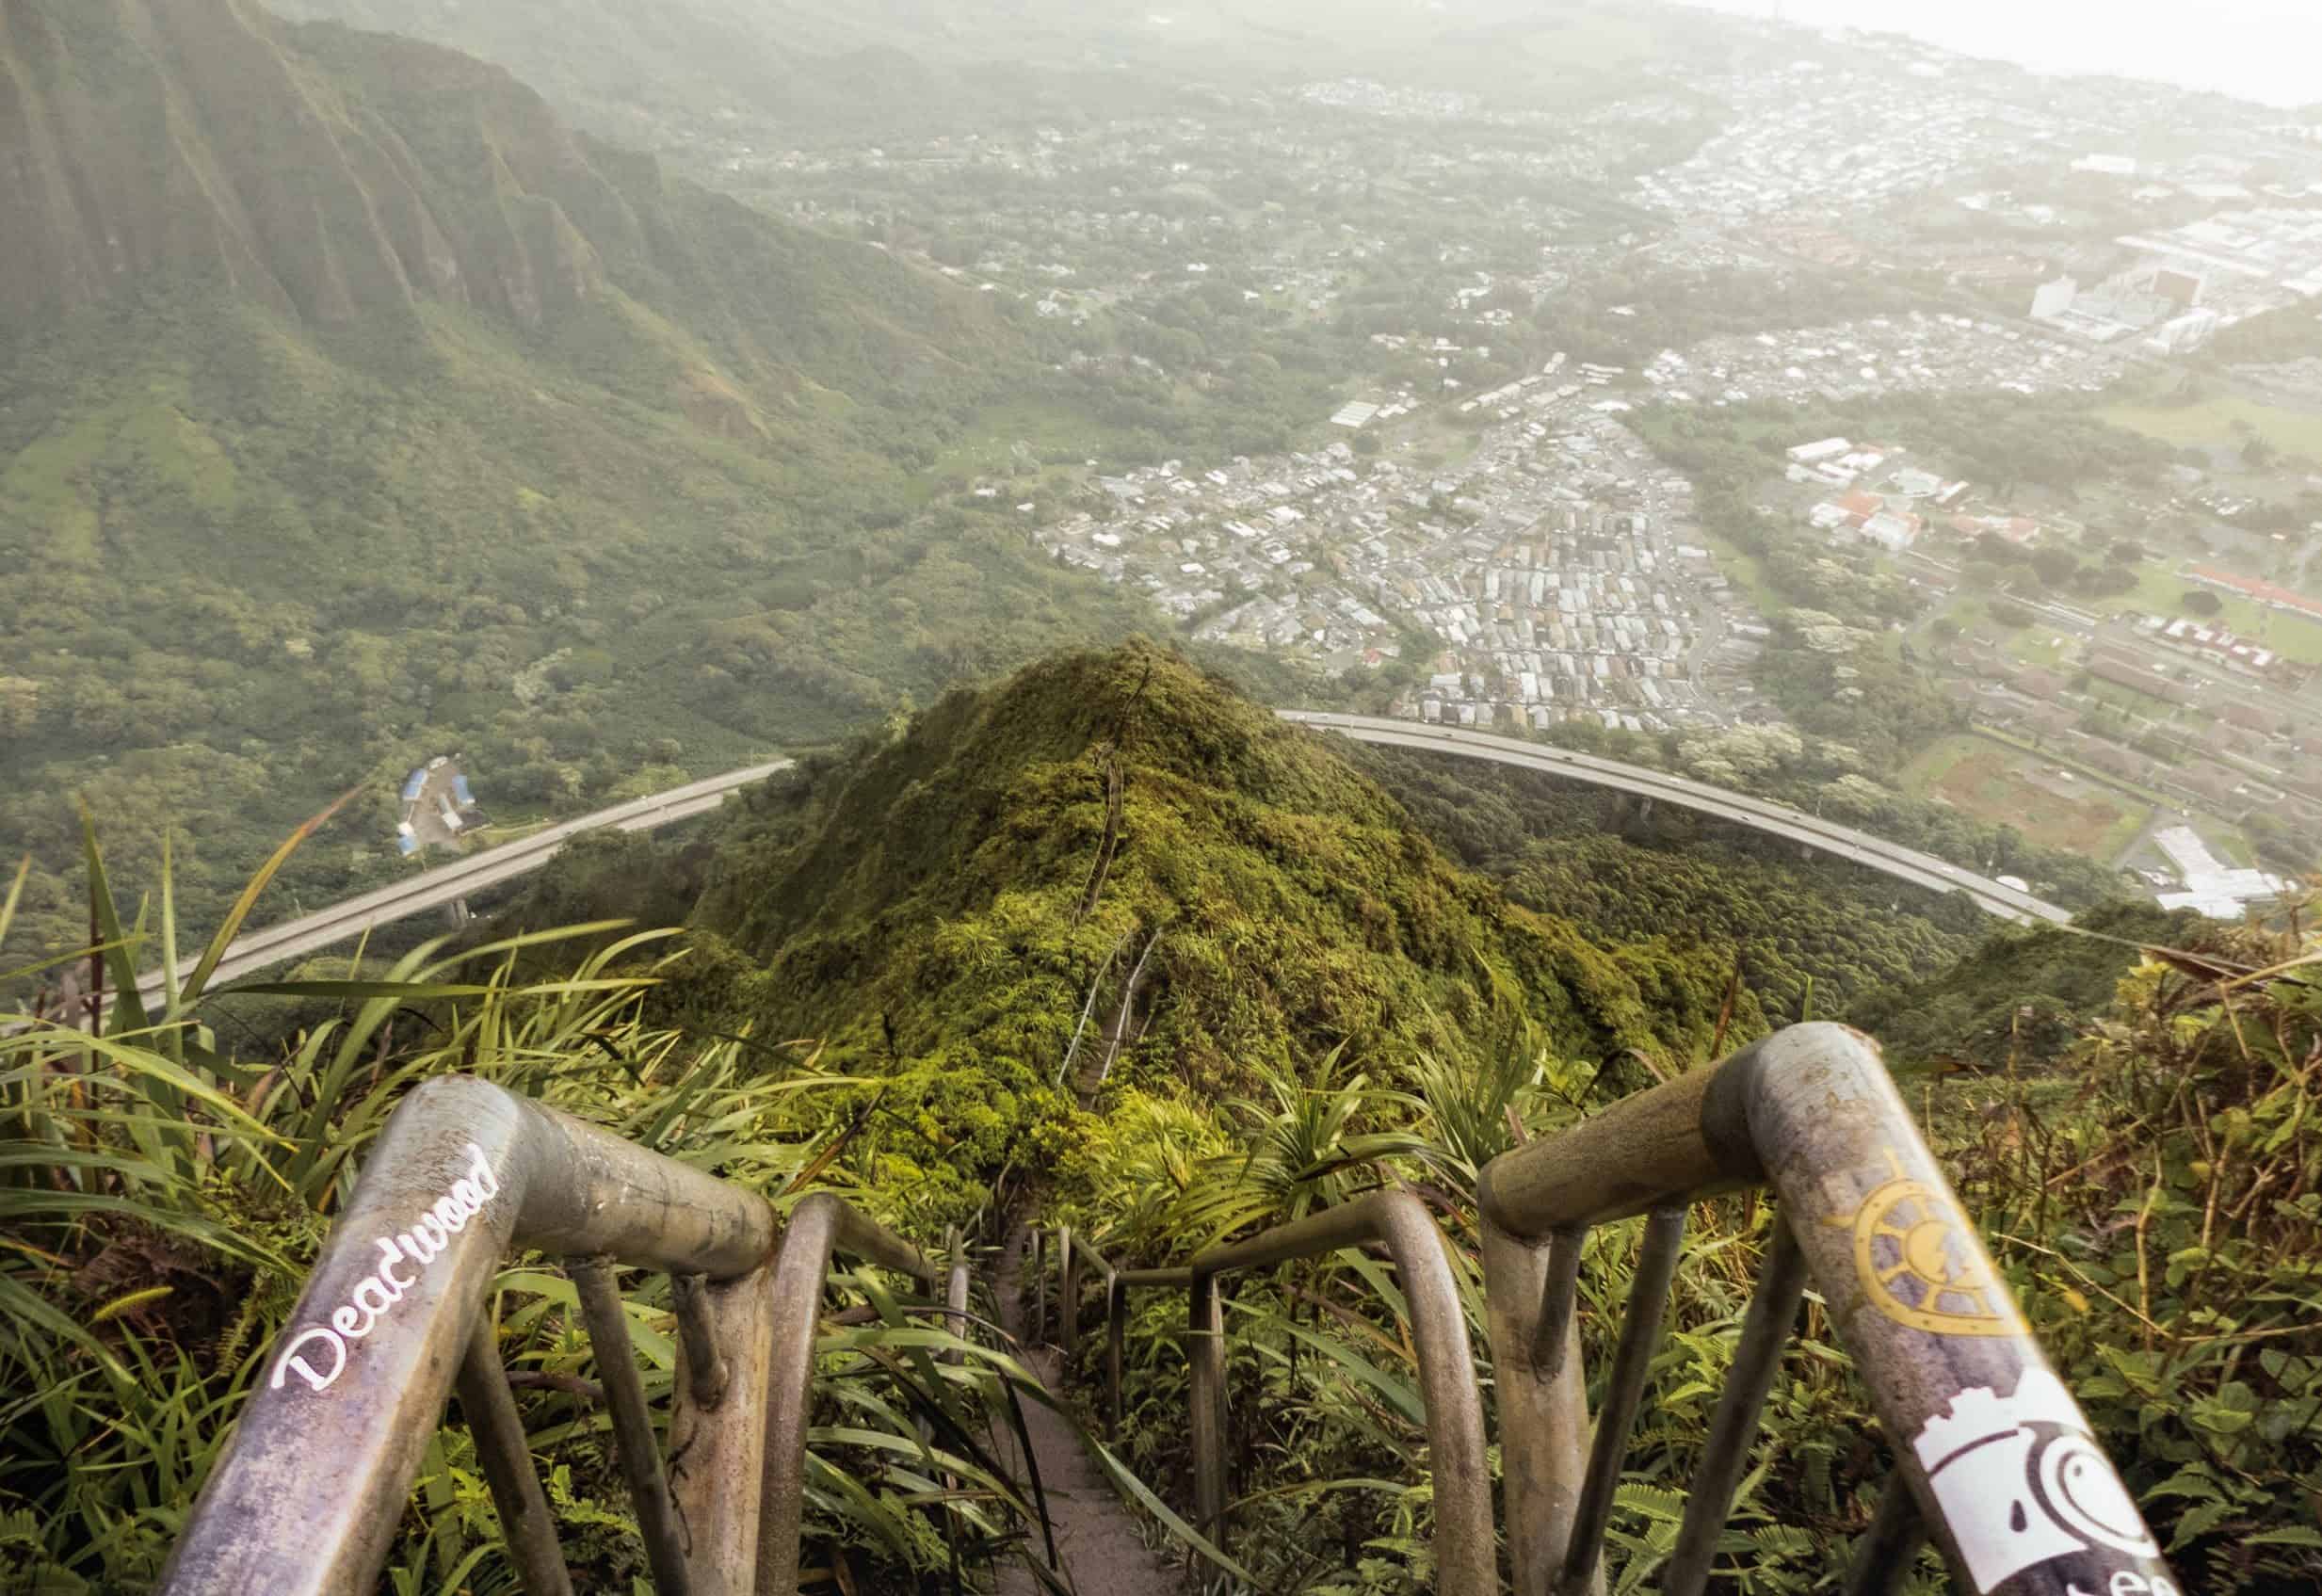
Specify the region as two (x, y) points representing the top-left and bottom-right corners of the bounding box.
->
(1859, 510), (1921, 552)
(2153, 826), (2286, 919)
(2147, 308), (2223, 355)
(2029, 276), (2079, 321)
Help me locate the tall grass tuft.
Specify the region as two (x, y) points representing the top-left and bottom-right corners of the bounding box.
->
(0, 818), (1086, 1591)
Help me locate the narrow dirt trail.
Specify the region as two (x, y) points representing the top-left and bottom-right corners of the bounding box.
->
(991, 1224), (1182, 1596)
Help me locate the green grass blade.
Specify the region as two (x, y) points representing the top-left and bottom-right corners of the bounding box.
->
(178, 788), (355, 1008)
(76, 799), (152, 1041)
(158, 833), (182, 1024)
(0, 1276), (131, 1382)
(217, 980), (507, 1001)
(0, 855), (27, 950)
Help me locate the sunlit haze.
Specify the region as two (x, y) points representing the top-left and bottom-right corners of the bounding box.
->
(11, 0), (2322, 1588)
(1685, 0), (2322, 106)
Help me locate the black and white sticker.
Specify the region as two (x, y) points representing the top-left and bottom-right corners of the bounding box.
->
(1911, 1368), (2167, 1593)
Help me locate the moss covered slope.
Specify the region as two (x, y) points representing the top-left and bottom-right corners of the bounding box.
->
(681, 643), (1761, 1211)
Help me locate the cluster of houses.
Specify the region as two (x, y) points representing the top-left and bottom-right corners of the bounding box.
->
(1659, 313), (2121, 411)
(2134, 614), (2309, 688)
(1631, 61), (2040, 223)
(1037, 356), (1742, 735)
(395, 759), (481, 859)
(1785, 438), (1974, 556)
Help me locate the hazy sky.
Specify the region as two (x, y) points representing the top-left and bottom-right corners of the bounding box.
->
(1679, 0), (2321, 108)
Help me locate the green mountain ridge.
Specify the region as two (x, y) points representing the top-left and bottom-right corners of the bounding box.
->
(0, 0), (1012, 387)
(613, 642), (1764, 1217)
(480, 642), (2319, 1593)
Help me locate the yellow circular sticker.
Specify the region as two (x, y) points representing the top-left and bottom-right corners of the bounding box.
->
(1847, 1156), (2024, 1337)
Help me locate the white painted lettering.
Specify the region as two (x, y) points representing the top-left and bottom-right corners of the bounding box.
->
(265, 1143), (505, 1398)
(376, 1236), (414, 1294)
(351, 1278), (395, 1322)
(268, 1327), (347, 1393)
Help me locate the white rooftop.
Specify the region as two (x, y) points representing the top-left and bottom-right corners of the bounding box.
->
(2153, 826), (2286, 919)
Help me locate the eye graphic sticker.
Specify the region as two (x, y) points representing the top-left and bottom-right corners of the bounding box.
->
(1846, 1148), (2024, 1336)
(1913, 1369), (2160, 1593)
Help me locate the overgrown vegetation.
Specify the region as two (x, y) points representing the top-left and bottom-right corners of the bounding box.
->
(1343, 740), (1989, 1021)
(1054, 920), (2322, 1595)
(6, 643), (2314, 1595)
(0, 834), (1087, 1591)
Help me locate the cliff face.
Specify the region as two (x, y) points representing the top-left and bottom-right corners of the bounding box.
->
(0, 0), (564, 330)
(0, 0), (1006, 390)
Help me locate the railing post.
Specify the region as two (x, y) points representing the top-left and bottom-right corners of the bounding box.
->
(1715, 1025), (2176, 1596)
(670, 1274), (730, 1410)
(760, 1199), (843, 1596)
(756, 1193), (934, 1596)
(944, 1227), (970, 1360)
(1481, 1217), (1593, 1596)
(1187, 1270), (1228, 1550)
(1664, 1220), (1807, 1596)
(571, 1258), (693, 1596)
(1059, 1223), (1079, 1359)
(453, 1315), (574, 1596)
(669, 1264), (779, 1596)
(1105, 1272), (1125, 1443)
(1556, 1204), (1686, 1596)
(158, 1080), (540, 1596)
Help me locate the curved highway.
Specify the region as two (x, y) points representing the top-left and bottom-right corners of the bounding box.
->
(71, 703), (2072, 1021)
(122, 761), (791, 1008)
(1276, 712), (2072, 926)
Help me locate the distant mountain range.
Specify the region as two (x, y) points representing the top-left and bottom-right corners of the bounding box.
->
(257, 0), (1667, 140)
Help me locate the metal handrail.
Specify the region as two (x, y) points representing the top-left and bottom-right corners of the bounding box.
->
(1039, 1191), (1495, 1596)
(1044, 1024), (2177, 1596)
(756, 1192), (943, 1595)
(156, 1074), (960, 1596)
(1475, 1022), (2177, 1596)
(157, 1025), (2179, 1596)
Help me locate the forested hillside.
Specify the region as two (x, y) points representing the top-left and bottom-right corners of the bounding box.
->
(7, 640), (2316, 1592)
(0, 0), (1261, 963)
(664, 642), (1758, 1217)
(1342, 741), (1991, 1020)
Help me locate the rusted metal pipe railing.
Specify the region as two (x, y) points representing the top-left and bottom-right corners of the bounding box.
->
(758, 1192), (943, 1596)
(159, 1024), (2178, 1596)
(1476, 1022), (2175, 1596)
(1037, 1192), (1493, 1596)
(159, 1075), (776, 1596)
(157, 1075), (964, 1596)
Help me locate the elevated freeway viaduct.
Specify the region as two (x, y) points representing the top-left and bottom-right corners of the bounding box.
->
(60, 706), (2076, 1026)
(113, 761), (792, 1012)
(1274, 711), (2072, 927)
